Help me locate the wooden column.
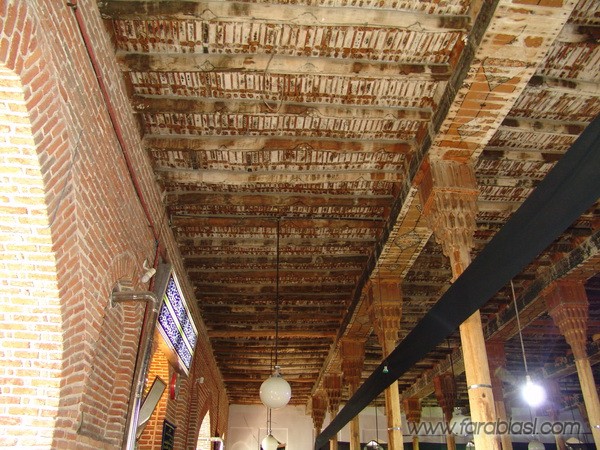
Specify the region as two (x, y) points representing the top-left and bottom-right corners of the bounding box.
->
(341, 338), (366, 450)
(420, 158), (500, 450)
(545, 280), (600, 447)
(486, 340), (513, 450)
(324, 373), (343, 450)
(545, 380), (566, 450)
(433, 373), (457, 450)
(403, 397), (421, 450)
(312, 392), (327, 436)
(369, 278), (404, 450)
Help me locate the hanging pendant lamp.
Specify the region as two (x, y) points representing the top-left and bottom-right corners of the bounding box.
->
(261, 433), (280, 450)
(260, 219), (291, 409)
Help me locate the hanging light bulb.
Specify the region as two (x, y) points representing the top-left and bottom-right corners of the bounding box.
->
(528, 439), (545, 450)
(521, 374), (546, 408)
(260, 220), (291, 408)
(260, 365), (291, 409)
(261, 433), (280, 450)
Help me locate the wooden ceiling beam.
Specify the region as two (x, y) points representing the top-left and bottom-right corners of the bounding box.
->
(223, 377), (316, 384)
(133, 96), (434, 121)
(500, 117), (587, 136)
(183, 253), (370, 264)
(157, 166), (407, 184)
(480, 148), (563, 161)
(145, 135), (412, 153)
(528, 75), (600, 96)
(194, 282), (352, 292)
(101, 1), (470, 31)
(171, 215), (382, 229)
(180, 240), (376, 250)
(207, 329), (337, 338)
(117, 52), (452, 80)
(167, 191), (394, 207)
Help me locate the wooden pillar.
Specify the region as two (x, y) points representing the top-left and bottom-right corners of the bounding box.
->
(369, 278), (404, 450)
(312, 392), (327, 436)
(341, 338), (366, 450)
(324, 373), (342, 450)
(486, 340), (513, 450)
(403, 397), (421, 450)
(420, 158), (500, 450)
(433, 373), (457, 450)
(545, 280), (600, 447)
(545, 380), (566, 450)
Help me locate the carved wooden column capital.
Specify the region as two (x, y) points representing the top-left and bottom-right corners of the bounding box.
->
(312, 392), (327, 434)
(403, 397), (422, 425)
(433, 372), (457, 423)
(367, 278), (403, 355)
(418, 158), (478, 278)
(324, 373), (343, 416)
(340, 338), (366, 393)
(544, 280), (589, 360)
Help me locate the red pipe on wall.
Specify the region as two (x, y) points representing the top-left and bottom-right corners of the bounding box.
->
(67, 1), (163, 258)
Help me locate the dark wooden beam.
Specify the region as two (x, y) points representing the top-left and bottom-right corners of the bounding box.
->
(118, 51), (452, 80)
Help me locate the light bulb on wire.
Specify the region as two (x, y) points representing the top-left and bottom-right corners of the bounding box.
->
(511, 280), (546, 408)
(522, 375), (546, 408)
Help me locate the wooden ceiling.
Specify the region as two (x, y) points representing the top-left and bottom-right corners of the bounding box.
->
(100, 0), (600, 411)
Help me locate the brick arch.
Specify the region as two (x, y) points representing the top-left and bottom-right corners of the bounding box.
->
(0, 1), (64, 447)
(78, 251), (146, 445)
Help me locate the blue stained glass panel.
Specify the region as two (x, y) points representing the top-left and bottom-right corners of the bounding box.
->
(157, 272), (198, 373)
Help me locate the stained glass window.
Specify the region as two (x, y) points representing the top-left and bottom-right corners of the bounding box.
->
(157, 272), (198, 374)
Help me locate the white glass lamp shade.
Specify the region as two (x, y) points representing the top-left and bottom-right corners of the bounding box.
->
(522, 375), (546, 407)
(261, 434), (279, 450)
(260, 369), (291, 409)
(528, 439), (545, 450)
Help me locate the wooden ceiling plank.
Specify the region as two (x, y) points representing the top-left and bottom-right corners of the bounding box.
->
(101, 1), (470, 31)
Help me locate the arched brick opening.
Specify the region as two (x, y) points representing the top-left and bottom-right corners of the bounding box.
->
(0, 2), (64, 446)
(78, 251), (145, 445)
(196, 410), (212, 450)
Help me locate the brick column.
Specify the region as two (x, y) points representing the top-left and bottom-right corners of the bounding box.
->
(420, 158), (500, 450)
(324, 373), (343, 450)
(369, 278), (404, 449)
(403, 397), (422, 450)
(433, 373), (457, 450)
(545, 280), (600, 447)
(486, 340), (513, 450)
(341, 338), (366, 450)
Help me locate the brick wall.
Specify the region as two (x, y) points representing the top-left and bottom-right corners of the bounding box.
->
(0, 0), (228, 448)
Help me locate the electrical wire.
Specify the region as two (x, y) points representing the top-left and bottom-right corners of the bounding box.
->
(511, 280), (529, 374)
